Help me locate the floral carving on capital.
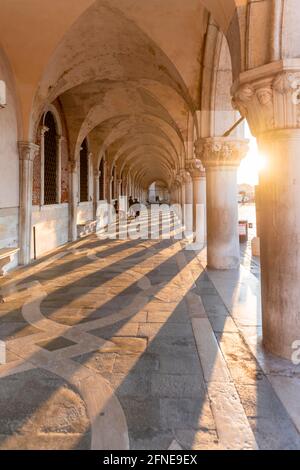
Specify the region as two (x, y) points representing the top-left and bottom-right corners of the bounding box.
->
(232, 68), (300, 136)
(18, 142), (40, 162)
(232, 84), (255, 118)
(198, 138), (249, 170)
(185, 157), (205, 179)
(273, 72), (298, 94)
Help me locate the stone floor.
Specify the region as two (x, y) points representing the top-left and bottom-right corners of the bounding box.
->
(0, 211), (300, 450)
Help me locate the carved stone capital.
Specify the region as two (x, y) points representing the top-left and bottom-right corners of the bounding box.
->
(94, 170), (100, 178)
(176, 170), (189, 184)
(185, 158), (205, 179)
(173, 174), (182, 186)
(197, 137), (249, 170)
(18, 142), (40, 162)
(231, 61), (300, 136)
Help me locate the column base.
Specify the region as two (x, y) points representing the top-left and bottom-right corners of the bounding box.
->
(185, 242), (205, 251)
(262, 337), (294, 362)
(207, 257), (240, 270)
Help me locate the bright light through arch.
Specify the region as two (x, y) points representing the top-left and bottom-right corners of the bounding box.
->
(238, 123), (265, 186)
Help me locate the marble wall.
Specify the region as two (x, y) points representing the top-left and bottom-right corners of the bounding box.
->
(96, 200), (109, 231)
(0, 49), (21, 272)
(0, 207), (19, 269)
(31, 204), (69, 259)
(77, 202), (93, 225)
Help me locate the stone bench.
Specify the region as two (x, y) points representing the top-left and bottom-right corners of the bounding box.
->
(77, 220), (97, 238)
(0, 248), (19, 276)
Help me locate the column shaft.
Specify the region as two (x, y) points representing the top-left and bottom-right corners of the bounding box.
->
(69, 161), (78, 242)
(93, 170), (100, 220)
(18, 142), (39, 265)
(192, 175), (206, 246)
(199, 137), (248, 269)
(206, 167), (239, 269)
(185, 178), (193, 236)
(181, 183), (186, 220)
(258, 130), (300, 358)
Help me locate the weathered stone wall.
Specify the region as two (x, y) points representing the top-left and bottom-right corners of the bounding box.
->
(0, 207), (19, 270)
(77, 202), (93, 225)
(31, 204), (69, 259)
(0, 48), (20, 269)
(96, 200), (109, 231)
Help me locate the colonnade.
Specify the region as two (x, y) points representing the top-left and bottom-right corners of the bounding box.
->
(16, 62), (300, 361)
(169, 62), (300, 361)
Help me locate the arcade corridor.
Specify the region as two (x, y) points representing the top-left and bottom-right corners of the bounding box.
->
(1, 0), (300, 452)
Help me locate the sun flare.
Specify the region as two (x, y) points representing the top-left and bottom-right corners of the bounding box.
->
(238, 123), (266, 186)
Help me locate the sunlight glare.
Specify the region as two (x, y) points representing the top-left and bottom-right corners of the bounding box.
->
(238, 123), (266, 186)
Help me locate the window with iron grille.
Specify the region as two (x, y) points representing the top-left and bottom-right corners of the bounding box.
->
(80, 139), (89, 202)
(99, 158), (104, 200)
(44, 112), (57, 205)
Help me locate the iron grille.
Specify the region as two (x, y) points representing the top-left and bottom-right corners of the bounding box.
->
(44, 112), (57, 205)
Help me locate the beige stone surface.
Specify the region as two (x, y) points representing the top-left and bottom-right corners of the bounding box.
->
(1, 0), (300, 451)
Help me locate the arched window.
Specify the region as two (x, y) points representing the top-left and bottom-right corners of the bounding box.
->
(44, 112), (57, 205)
(80, 139), (89, 202)
(99, 158), (105, 200)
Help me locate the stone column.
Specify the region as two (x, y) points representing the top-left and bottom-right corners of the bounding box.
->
(40, 126), (48, 206)
(108, 177), (113, 202)
(18, 142), (40, 265)
(93, 170), (100, 220)
(174, 184), (179, 205)
(232, 63), (300, 358)
(117, 179), (122, 199)
(128, 179), (132, 199)
(187, 159), (206, 248)
(102, 160), (107, 200)
(181, 181), (186, 219)
(69, 160), (78, 242)
(259, 129), (300, 357)
(123, 178), (128, 198)
(88, 153), (93, 202)
(194, 174), (206, 247)
(177, 184), (182, 206)
(184, 173), (193, 236)
(198, 138), (248, 269)
(56, 135), (64, 204)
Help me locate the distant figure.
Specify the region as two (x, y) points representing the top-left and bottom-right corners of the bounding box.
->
(113, 199), (119, 215)
(129, 196), (134, 207)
